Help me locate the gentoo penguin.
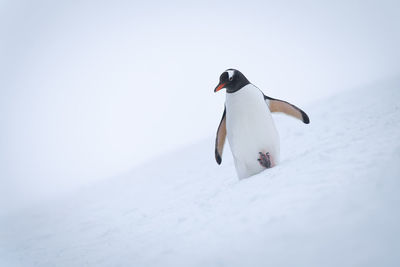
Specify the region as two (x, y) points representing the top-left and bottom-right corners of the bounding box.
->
(214, 69), (310, 179)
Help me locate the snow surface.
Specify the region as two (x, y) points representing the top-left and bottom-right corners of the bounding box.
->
(2, 0), (400, 213)
(1, 77), (400, 267)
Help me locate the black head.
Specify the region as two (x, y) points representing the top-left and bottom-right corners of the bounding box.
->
(214, 69), (250, 93)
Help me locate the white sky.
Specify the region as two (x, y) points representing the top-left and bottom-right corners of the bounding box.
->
(1, 0), (399, 210)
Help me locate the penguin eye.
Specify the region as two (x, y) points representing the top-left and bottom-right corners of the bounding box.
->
(229, 76), (233, 81)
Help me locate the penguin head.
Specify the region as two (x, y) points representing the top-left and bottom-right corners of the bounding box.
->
(214, 69), (250, 93)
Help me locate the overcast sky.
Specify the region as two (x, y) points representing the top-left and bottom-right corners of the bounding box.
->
(1, 0), (399, 211)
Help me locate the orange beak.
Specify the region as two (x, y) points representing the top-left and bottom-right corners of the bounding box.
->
(214, 83), (226, 92)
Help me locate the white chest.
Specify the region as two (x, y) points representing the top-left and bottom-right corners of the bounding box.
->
(225, 84), (280, 178)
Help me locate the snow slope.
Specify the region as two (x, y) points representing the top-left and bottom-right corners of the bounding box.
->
(1, 77), (400, 267)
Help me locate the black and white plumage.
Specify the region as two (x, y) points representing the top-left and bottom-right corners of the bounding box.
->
(214, 69), (310, 179)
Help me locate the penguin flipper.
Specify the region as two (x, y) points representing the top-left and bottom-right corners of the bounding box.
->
(215, 106), (227, 165)
(264, 95), (310, 124)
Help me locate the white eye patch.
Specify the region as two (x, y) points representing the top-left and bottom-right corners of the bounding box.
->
(226, 70), (235, 80)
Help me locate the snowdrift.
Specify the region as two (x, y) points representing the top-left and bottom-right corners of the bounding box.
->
(1, 77), (400, 267)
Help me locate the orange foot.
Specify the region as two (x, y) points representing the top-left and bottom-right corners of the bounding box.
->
(258, 152), (272, 168)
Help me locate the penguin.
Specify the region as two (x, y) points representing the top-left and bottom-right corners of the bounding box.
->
(214, 69), (310, 179)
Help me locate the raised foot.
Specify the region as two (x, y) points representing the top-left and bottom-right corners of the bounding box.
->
(258, 152), (272, 168)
